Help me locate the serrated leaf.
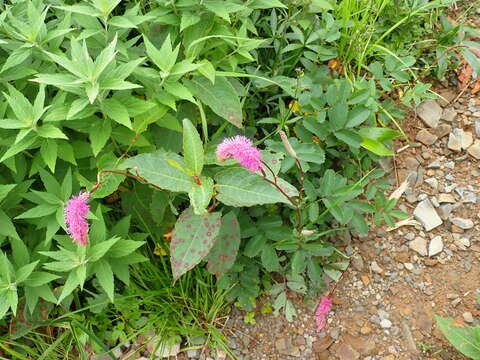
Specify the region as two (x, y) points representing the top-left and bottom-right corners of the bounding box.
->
(88, 237), (120, 263)
(122, 152), (195, 192)
(188, 177), (213, 215)
(107, 240), (145, 258)
(170, 208), (222, 282)
(261, 244), (280, 271)
(36, 125), (68, 139)
(24, 272), (60, 287)
(184, 76), (243, 127)
(15, 204), (58, 219)
(360, 137), (393, 156)
(0, 184), (16, 203)
(89, 119), (111, 156)
(182, 118), (204, 175)
(102, 98), (131, 128)
(40, 139), (57, 172)
(215, 167), (298, 207)
(206, 211), (241, 277)
(57, 271), (79, 304)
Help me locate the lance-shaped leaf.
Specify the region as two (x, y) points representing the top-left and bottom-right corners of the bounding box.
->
(206, 211), (241, 277)
(188, 177), (213, 215)
(170, 208), (222, 282)
(435, 315), (480, 359)
(121, 152), (195, 192)
(182, 118), (204, 175)
(214, 167), (298, 207)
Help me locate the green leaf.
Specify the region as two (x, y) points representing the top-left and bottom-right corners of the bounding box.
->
(164, 82), (195, 103)
(144, 34), (179, 73)
(215, 167), (298, 207)
(89, 119), (111, 156)
(15, 204), (58, 219)
(435, 315), (480, 359)
(85, 82), (100, 104)
(250, 0), (287, 9)
(36, 125), (68, 139)
(358, 127), (400, 141)
(188, 177), (214, 215)
(184, 76), (243, 128)
(328, 103), (348, 130)
(308, 0), (334, 11)
(40, 139), (58, 172)
(107, 240), (145, 258)
(24, 272), (60, 287)
(206, 211), (241, 277)
(360, 137), (393, 156)
(170, 208), (222, 282)
(0, 184), (16, 203)
(57, 271), (79, 304)
(182, 118), (204, 175)
(95, 260), (115, 302)
(346, 106), (371, 128)
(102, 98), (131, 128)
(261, 244), (280, 272)
(15, 261), (39, 284)
(122, 152), (195, 192)
(88, 237), (120, 263)
(0, 210), (19, 240)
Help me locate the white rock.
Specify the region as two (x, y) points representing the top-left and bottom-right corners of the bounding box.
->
(441, 107), (457, 122)
(424, 178), (438, 190)
(428, 236), (443, 256)
(467, 140), (480, 160)
(448, 128), (473, 151)
(463, 312), (474, 323)
(413, 199), (443, 231)
(409, 237), (428, 256)
(380, 319), (393, 328)
(155, 342), (181, 358)
(438, 193), (456, 203)
(450, 217), (474, 230)
(404, 263), (414, 271)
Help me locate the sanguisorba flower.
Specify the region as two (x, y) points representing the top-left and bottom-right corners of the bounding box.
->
(64, 192), (90, 246)
(216, 135), (262, 172)
(315, 296), (332, 332)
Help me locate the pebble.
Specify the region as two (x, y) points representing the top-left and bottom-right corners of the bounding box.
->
(371, 261), (383, 274)
(450, 217), (474, 230)
(428, 236), (443, 256)
(427, 159), (441, 169)
(417, 99), (442, 128)
(463, 312), (474, 323)
(424, 178), (438, 191)
(467, 139), (480, 159)
(437, 204), (453, 220)
(416, 129), (438, 145)
(409, 237), (428, 257)
(435, 124), (452, 138)
(380, 319), (393, 329)
(413, 199), (443, 231)
(448, 128), (473, 151)
(441, 107), (457, 122)
(438, 193), (455, 203)
(404, 263), (414, 271)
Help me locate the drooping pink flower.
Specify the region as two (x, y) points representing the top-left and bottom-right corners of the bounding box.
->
(216, 135), (262, 172)
(64, 192), (90, 246)
(315, 296), (332, 332)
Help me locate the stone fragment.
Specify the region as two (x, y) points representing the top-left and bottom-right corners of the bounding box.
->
(467, 139), (480, 159)
(427, 159), (441, 169)
(360, 326), (372, 335)
(409, 237), (428, 256)
(428, 236), (443, 256)
(413, 199), (443, 231)
(370, 261), (383, 274)
(335, 343), (360, 360)
(437, 204), (453, 220)
(475, 120), (480, 136)
(154, 342), (180, 358)
(404, 157), (420, 170)
(435, 124), (452, 138)
(424, 178), (438, 191)
(404, 262), (414, 271)
(313, 335), (334, 353)
(416, 129), (438, 145)
(417, 99), (442, 128)
(450, 217), (474, 230)
(448, 128), (473, 151)
(463, 312), (474, 323)
(441, 107), (457, 121)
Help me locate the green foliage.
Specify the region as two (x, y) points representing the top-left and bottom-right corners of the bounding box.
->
(435, 315), (480, 359)
(0, 0), (474, 355)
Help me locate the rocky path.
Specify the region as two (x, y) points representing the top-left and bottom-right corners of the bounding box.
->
(208, 88), (480, 360)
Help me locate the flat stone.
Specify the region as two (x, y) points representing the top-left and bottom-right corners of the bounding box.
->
(416, 129), (438, 145)
(404, 262), (414, 271)
(448, 128), (473, 151)
(409, 237), (428, 257)
(441, 107), (457, 121)
(463, 312), (474, 323)
(438, 193), (456, 203)
(437, 204), (453, 220)
(450, 217), (474, 229)
(435, 124), (452, 138)
(475, 120), (480, 136)
(404, 157), (420, 170)
(155, 342), (180, 358)
(467, 139), (480, 159)
(371, 261), (383, 274)
(427, 159), (441, 169)
(417, 99), (442, 128)
(413, 199), (443, 231)
(424, 177), (438, 190)
(313, 335), (334, 353)
(428, 236), (443, 256)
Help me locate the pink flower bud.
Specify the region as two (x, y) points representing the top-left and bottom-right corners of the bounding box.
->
(216, 135), (262, 172)
(315, 296), (332, 332)
(64, 192), (90, 246)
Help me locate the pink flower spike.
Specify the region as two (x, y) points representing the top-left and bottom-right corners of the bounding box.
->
(64, 192), (90, 246)
(315, 296), (332, 332)
(216, 135), (262, 172)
